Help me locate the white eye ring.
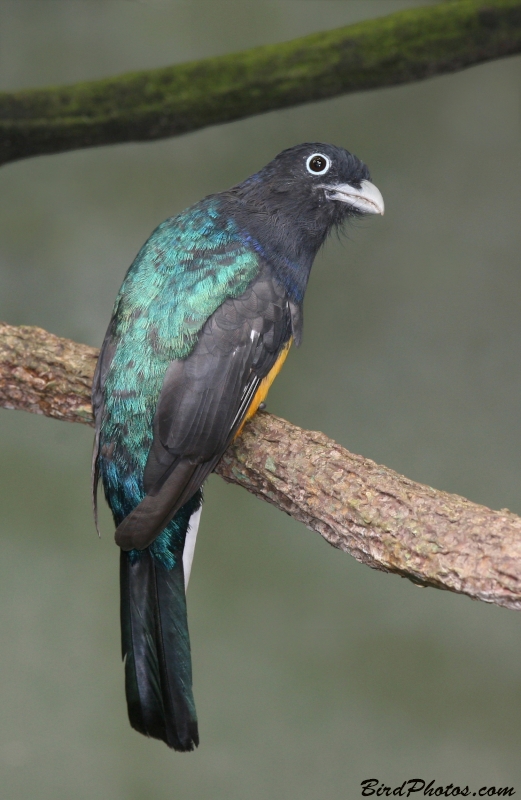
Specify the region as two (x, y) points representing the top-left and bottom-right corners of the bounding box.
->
(306, 153), (331, 176)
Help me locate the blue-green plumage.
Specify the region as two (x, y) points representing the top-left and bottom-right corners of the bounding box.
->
(97, 198), (259, 566)
(92, 143), (383, 750)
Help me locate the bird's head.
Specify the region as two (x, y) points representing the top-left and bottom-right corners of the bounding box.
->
(223, 143), (384, 305)
(230, 142), (384, 248)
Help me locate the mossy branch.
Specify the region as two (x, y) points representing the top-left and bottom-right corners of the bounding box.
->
(2, 321), (521, 611)
(1, 0), (520, 166)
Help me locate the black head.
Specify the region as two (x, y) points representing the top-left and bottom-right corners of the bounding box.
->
(223, 143), (384, 305)
(230, 142), (384, 247)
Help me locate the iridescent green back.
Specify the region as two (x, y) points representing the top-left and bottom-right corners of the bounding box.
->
(98, 196), (260, 524)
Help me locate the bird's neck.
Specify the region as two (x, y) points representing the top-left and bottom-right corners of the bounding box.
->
(241, 229), (315, 305)
(223, 195), (327, 305)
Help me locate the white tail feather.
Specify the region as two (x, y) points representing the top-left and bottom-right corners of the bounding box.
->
(183, 506), (202, 589)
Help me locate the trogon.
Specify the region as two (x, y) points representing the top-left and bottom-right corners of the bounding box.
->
(92, 143), (384, 751)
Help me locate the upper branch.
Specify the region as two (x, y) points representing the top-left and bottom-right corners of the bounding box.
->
(1, 0), (520, 166)
(2, 321), (521, 611)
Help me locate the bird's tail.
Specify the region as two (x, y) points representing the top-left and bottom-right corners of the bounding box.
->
(119, 504), (200, 751)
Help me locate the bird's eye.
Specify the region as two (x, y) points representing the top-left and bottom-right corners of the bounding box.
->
(306, 153), (331, 175)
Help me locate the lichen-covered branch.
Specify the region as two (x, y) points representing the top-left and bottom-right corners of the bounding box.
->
(2, 321), (521, 611)
(1, 0), (520, 166)
(217, 418), (521, 612)
(0, 323), (97, 424)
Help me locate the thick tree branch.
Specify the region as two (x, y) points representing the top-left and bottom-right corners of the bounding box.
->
(0, 323), (97, 424)
(1, 0), (520, 166)
(2, 321), (521, 611)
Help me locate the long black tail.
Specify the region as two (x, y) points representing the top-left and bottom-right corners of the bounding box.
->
(120, 547), (199, 751)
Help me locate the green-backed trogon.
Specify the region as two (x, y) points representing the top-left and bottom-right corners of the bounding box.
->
(92, 143), (384, 751)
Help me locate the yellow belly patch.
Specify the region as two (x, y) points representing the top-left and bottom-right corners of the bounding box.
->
(235, 337), (293, 438)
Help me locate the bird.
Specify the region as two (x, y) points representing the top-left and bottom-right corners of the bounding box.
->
(91, 142), (384, 751)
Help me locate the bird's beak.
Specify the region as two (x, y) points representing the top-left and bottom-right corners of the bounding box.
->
(322, 179), (385, 215)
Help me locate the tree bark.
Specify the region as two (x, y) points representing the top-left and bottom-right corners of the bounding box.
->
(2, 321), (520, 612)
(1, 0), (520, 166)
(0, 323), (97, 424)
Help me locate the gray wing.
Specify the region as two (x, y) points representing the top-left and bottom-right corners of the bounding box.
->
(115, 269), (292, 551)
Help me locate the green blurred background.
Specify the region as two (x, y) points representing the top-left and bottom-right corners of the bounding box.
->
(0, 1), (520, 797)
